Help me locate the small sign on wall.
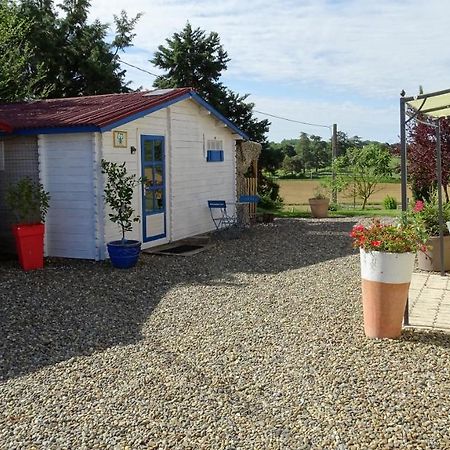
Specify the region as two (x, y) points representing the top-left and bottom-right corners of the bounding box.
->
(113, 131), (127, 148)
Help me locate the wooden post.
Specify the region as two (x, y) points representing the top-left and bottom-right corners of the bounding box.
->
(331, 123), (338, 203)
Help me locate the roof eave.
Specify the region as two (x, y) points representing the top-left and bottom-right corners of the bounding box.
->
(0, 89), (250, 140)
(100, 91), (249, 140)
(0, 124), (100, 137)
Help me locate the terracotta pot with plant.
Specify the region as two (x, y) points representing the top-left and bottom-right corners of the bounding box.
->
(350, 211), (428, 339)
(414, 194), (450, 272)
(101, 160), (145, 269)
(308, 187), (330, 218)
(5, 177), (50, 271)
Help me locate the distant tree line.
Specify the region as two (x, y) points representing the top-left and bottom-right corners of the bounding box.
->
(260, 131), (392, 176)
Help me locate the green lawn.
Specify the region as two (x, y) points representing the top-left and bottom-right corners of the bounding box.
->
(259, 205), (400, 219)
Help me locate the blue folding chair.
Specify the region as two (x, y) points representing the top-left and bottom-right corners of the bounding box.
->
(207, 200), (237, 230)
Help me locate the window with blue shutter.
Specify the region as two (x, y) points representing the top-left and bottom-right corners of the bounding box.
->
(206, 139), (224, 162)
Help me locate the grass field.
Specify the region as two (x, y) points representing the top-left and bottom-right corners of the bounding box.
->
(278, 179), (410, 206)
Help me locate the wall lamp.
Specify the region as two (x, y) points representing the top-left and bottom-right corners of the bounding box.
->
(130, 146), (137, 154)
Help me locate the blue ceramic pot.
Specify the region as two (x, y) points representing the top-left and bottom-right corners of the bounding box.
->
(107, 240), (141, 269)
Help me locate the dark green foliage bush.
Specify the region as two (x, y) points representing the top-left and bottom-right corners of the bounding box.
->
(257, 173), (283, 210)
(258, 174), (282, 203)
(258, 194), (282, 210)
(6, 177), (50, 224)
(416, 193), (450, 236)
(328, 202), (340, 212)
(383, 195), (398, 210)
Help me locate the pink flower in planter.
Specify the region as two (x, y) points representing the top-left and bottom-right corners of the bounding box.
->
(413, 200), (424, 212)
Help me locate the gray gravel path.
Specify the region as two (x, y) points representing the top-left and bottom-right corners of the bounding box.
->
(1, 218), (450, 449)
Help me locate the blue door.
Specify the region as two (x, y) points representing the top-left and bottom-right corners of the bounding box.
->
(141, 135), (166, 242)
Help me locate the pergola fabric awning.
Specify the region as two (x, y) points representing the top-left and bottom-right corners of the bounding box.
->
(400, 87), (450, 282)
(406, 89), (450, 119)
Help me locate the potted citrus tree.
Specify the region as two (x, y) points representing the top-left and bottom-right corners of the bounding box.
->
(350, 212), (428, 339)
(101, 159), (144, 269)
(5, 177), (50, 271)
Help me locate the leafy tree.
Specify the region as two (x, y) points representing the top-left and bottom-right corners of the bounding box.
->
(151, 22), (269, 143)
(281, 155), (303, 175)
(334, 143), (392, 209)
(407, 118), (450, 202)
(261, 140), (298, 174)
(0, 0), (141, 102)
(309, 134), (330, 171)
(295, 132), (329, 172)
(335, 131), (364, 157)
(0, 0), (48, 101)
(275, 139), (298, 157)
(260, 143), (284, 174)
(295, 133), (312, 170)
(281, 142), (297, 157)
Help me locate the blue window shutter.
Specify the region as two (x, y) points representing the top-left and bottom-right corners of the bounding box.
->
(207, 150), (224, 162)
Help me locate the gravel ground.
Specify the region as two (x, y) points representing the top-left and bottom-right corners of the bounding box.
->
(1, 218), (450, 449)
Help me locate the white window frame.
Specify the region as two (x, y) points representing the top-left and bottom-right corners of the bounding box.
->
(206, 138), (224, 162)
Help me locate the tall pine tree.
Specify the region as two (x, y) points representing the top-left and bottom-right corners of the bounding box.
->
(151, 22), (269, 143)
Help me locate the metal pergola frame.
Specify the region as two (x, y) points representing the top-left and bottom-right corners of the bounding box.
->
(400, 88), (450, 325)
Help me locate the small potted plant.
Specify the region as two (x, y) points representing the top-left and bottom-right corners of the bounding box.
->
(414, 194), (450, 272)
(308, 186), (330, 218)
(350, 211), (428, 339)
(101, 159), (144, 269)
(5, 177), (50, 271)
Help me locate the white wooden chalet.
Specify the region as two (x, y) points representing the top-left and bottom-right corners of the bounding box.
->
(0, 88), (248, 259)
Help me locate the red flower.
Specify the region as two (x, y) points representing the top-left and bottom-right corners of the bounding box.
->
(372, 240), (381, 247)
(413, 200), (424, 212)
(353, 225), (365, 232)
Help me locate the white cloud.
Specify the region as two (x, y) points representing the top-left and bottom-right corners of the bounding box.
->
(88, 0), (450, 141)
(91, 0), (450, 96)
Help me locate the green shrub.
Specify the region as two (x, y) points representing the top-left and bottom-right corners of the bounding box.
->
(258, 173), (283, 203)
(258, 194), (282, 211)
(328, 202), (340, 212)
(415, 192), (450, 236)
(5, 177), (50, 224)
(383, 195), (398, 210)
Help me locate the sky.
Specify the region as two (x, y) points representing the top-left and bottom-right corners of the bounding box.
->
(89, 0), (450, 144)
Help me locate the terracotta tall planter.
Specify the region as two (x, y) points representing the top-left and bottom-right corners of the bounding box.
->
(308, 198), (330, 218)
(417, 235), (450, 272)
(360, 249), (415, 339)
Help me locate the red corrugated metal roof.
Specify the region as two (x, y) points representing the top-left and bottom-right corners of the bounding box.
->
(0, 88), (193, 132)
